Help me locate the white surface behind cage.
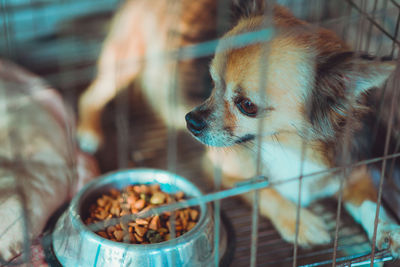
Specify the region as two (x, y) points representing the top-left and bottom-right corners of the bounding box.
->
(0, 59), (99, 264)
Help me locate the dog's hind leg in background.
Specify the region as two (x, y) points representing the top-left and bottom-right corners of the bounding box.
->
(77, 0), (217, 154)
(77, 0), (150, 153)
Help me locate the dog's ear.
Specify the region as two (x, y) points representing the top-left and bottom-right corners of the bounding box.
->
(317, 52), (396, 98)
(307, 52), (396, 139)
(231, 0), (267, 19)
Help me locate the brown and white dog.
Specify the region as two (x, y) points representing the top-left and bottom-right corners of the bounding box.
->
(186, 1), (400, 253)
(78, 0), (400, 255)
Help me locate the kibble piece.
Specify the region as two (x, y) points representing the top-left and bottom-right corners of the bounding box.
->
(175, 191), (185, 200)
(146, 229), (163, 244)
(140, 193), (149, 202)
(179, 210), (189, 221)
(187, 221), (196, 231)
(120, 222), (128, 231)
(189, 209), (199, 221)
(181, 217), (188, 230)
(110, 205), (120, 216)
(120, 203), (130, 210)
(127, 195), (136, 205)
(134, 199), (146, 210)
(107, 225), (116, 236)
(134, 225), (147, 237)
(150, 184), (160, 192)
(163, 211), (171, 217)
(141, 204), (154, 213)
(139, 184), (150, 194)
(98, 231), (108, 239)
(165, 195), (174, 204)
(150, 192), (166, 205)
(129, 232), (136, 243)
(174, 218), (182, 226)
(158, 227), (168, 234)
(104, 203), (112, 213)
(97, 198), (106, 207)
(149, 215), (160, 231)
(126, 185), (134, 192)
(95, 210), (108, 220)
(131, 208), (139, 214)
(133, 185), (141, 194)
(110, 188), (120, 197)
(114, 230), (124, 241)
(136, 218), (149, 225)
(120, 209), (130, 217)
(134, 233), (144, 242)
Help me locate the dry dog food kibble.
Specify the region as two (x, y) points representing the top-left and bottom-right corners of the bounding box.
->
(84, 184), (199, 244)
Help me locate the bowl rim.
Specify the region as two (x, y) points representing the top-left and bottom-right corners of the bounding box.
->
(68, 168), (210, 250)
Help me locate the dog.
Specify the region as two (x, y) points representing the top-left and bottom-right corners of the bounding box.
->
(77, 0), (400, 256)
(186, 1), (400, 254)
(77, 0), (218, 153)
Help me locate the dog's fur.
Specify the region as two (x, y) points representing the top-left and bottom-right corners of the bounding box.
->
(78, 0), (400, 256)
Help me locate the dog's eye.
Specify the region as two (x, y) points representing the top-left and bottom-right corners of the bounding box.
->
(236, 98), (258, 117)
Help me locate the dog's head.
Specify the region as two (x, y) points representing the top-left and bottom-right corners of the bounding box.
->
(186, 3), (396, 147)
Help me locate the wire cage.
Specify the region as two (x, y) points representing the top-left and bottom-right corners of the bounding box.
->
(1, 0), (400, 266)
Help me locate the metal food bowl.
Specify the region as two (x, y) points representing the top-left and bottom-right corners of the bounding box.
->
(52, 168), (223, 267)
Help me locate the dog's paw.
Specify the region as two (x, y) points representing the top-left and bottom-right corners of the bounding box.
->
(274, 208), (331, 248)
(77, 128), (103, 154)
(376, 224), (400, 258)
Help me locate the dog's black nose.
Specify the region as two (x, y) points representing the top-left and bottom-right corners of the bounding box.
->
(185, 111), (206, 135)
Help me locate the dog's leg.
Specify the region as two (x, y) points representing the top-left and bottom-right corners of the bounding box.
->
(77, 43), (142, 153)
(256, 188), (332, 247)
(224, 177), (332, 247)
(343, 165), (400, 257)
(77, 1), (148, 153)
(204, 148), (331, 247)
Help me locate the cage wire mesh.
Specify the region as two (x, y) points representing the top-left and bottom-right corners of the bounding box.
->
(0, 0), (400, 266)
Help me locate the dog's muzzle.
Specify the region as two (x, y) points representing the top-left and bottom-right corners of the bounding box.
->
(185, 111), (206, 136)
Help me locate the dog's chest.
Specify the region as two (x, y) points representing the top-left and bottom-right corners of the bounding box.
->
(261, 142), (339, 206)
